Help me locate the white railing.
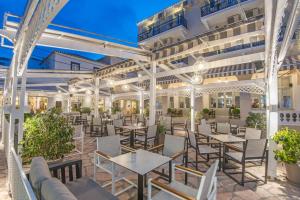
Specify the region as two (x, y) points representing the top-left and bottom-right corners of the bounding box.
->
(279, 110), (300, 126)
(9, 147), (36, 200)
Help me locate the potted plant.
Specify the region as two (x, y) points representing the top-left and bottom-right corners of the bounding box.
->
(246, 112), (266, 130)
(231, 108), (240, 118)
(20, 108), (75, 164)
(202, 108), (210, 120)
(157, 123), (166, 144)
(273, 128), (300, 185)
(80, 107), (91, 115)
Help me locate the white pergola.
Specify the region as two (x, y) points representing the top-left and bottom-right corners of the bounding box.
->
(0, 3), (299, 196)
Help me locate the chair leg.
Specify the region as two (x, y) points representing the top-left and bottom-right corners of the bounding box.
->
(241, 161), (245, 186)
(195, 150), (198, 170)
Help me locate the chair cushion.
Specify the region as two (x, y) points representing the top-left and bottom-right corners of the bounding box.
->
(30, 157), (52, 192)
(152, 180), (197, 200)
(41, 178), (77, 200)
(66, 177), (117, 200)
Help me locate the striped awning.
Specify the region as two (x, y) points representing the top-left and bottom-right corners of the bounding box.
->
(280, 56), (300, 70)
(205, 62), (258, 78)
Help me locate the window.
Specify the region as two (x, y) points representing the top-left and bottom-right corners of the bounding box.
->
(278, 76), (293, 109)
(170, 97), (174, 108)
(208, 34), (216, 41)
(217, 93), (225, 108)
(71, 62), (80, 71)
(247, 23), (256, 32)
(233, 27), (241, 36)
(220, 31), (227, 39)
(179, 97), (185, 108)
(185, 97), (190, 108)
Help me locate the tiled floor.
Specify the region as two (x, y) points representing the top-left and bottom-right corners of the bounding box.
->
(1, 131), (300, 200)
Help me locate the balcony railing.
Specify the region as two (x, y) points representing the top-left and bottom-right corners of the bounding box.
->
(202, 40), (265, 57)
(201, 0), (249, 17)
(279, 111), (300, 126)
(138, 15), (187, 42)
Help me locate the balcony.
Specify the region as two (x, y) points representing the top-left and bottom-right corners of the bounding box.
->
(138, 15), (187, 42)
(202, 40), (265, 57)
(200, 0), (250, 17)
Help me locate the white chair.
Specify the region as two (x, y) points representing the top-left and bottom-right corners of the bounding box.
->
(240, 128), (262, 139)
(216, 122), (231, 134)
(160, 116), (173, 135)
(149, 134), (186, 181)
(223, 139), (268, 186)
(148, 160), (219, 200)
(187, 130), (221, 171)
(106, 124), (129, 143)
(72, 125), (84, 154)
(93, 135), (136, 195)
(135, 125), (157, 149)
(234, 128), (262, 149)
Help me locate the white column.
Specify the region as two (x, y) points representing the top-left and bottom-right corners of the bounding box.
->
(149, 61), (156, 125)
(109, 95), (113, 115)
(94, 78), (100, 118)
(190, 86), (195, 132)
(139, 91), (144, 115)
(267, 73), (278, 178)
(67, 95), (71, 113)
(18, 75), (27, 151)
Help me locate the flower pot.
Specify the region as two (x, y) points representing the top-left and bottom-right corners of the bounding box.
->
(158, 133), (165, 145)
(285, 163), (300, 186)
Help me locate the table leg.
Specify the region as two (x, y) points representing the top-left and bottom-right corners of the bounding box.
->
(130, 130), (134, 148)
(169, 161), (172, 183)
(111, 163), (116, 194)
(138, 174), (144, 200)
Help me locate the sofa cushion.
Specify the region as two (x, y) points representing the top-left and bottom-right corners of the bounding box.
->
(66, 177), (117, 200)
(41, 178), (77, 200)
(30, 157), (51, 193)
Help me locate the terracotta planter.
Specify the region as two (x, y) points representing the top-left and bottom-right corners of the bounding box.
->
(285, 163), (300, 186)
(158, 133), (165, 145)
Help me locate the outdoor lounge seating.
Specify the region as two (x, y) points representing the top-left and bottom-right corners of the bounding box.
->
(94, 135), (137, 195)
(28, 157), (117, 200)
(148, 160), (219, 200)
(223, 139), (268, 186)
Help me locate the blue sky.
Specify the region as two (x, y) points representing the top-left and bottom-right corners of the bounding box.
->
(0, 0), (179, 64)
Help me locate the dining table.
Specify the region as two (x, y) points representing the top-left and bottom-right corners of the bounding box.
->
(110, 149), (171, 200)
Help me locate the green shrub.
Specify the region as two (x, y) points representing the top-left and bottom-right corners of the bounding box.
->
(20, 108), (75, 163)
(144, 107), (149, 117)
(80, 107), (91, 114)
(202, 108), (210, 114)
(273, 128), (300, 164)
(246, 112), (266, 131)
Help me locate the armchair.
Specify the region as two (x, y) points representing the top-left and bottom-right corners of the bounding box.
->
(93, 135), (136, 195)
(187, 129), (221, 171)
(149, 134), (186, 181)
(223, 139), (268, 186)
(148, 160), (219, 200)
(135, 124), (158, 149)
